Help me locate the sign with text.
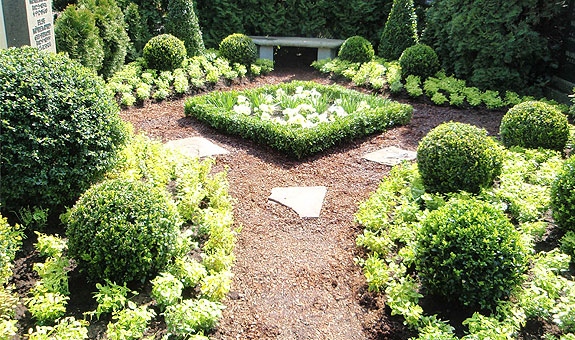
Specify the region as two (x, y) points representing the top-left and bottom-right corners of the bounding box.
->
(24, 0), (55, 52)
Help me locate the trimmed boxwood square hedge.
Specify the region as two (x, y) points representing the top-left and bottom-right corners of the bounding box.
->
(184, 81), (413, 158)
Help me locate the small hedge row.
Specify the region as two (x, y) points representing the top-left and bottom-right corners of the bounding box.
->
(184, 81), (413, 158)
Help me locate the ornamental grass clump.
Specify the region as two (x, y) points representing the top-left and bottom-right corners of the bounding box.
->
(67, 179), (181, 283)
(219, 33), (257, 65)
(415, 198), (528, 310)
(417, 122), (504, 194)
(0, 47), (128, 213)
(500, 101), (569, 151)
(338, 36), (374, 64)
(143, 34), (187, 71)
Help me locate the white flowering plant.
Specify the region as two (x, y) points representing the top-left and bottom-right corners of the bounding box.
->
(186, 81), (413, 158)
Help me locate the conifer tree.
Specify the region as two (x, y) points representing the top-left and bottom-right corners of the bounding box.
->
(378, 0), (418, 60)
(165, 0), (205, 57)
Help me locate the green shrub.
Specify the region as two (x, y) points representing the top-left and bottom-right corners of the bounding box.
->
(0, 215), (23, 285)
(415, 198), (528, 310)
(67, 179), (181, 283)
(561, 231), (575, 260)
(0, 47), (128, 212)
(123, 2), (147, 61)
(165, 0), (205, 57)
(143, 34), (187, 71)
(399, 44), (440, 79)
(164, 299), (223, 336)
(338, 36), (374, 64)
(80, 0), (130, 78)
(151, 272), (183, 308)
(378, 0), (418, 60)
(417, 122), (504, 194)
(500, 101), (569, 151)
(219, 33), (257, 65)
(423, 0), (563, 93)
(55, 5), (104, 70)
(552, 156), (575, 232)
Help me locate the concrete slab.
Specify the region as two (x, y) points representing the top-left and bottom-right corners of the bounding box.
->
(362, 146), (416, 166)
(165, 137), (229, 158)
(269, 186), (327, 218)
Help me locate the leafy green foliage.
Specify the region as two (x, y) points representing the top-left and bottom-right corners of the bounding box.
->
(561, 231), (575, 260)
(91, 281), (137, 319)
(399, 44), (440, 80)
(200, 271), (232, 301)
(338, 36), (374, 64)
(164, 299), (223, 336)
(165, 0), (205, 57)
(405, 75), (423, 97)
(219, 34), (257, 65)
(80, 0), (130, 78)
(26, 317), (89, 340)
(66, 179), (181, 283)
(423, 0), (564, 93)
(123, 3), (147, 61)
(143, 34), (187, 71)
(417, 122), (504, 194)
(0, 216), (23, 285)
(552, 156), (575, 232)
(415, 198), (528, 310)
(106, 305), (155, 340)
(33, 256), (70, 295)
(55, 5), (104, 70)
(378, 0), (418, 60)
(151, 272), (183, 308)
(185, 81), (412, 158)
(0, 47), (128, 212)
(167, 258), (207, 288)
(500, 101), (570, 151)
(27, 290), (68, 325)
(34, 232), (67, 258)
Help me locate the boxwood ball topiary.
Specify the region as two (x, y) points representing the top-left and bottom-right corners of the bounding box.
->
(500, 101), (569, 151)
(0, 47), (128, 213)
(399, 44), (440, 79)
(67, 179), (181, 283)
(552, 156), (575, 232)
(415, 198), (528, 310)
(338, 36), (374, 64)
(417, 122), (504, 194)
(219, 33), (257, 65)
(143, 34), (187, 71)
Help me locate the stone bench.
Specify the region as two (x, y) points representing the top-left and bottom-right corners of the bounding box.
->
(249, 36), (345, 62)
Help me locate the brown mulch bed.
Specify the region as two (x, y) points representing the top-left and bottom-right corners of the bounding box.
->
(118, 67), (505, 340)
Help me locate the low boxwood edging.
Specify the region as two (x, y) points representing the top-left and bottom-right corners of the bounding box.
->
(184, 81), (413, 158)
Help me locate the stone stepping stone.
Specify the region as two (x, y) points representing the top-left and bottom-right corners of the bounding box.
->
(362, 146), (416, 166)
(165, 137), (229, 158)
(268, 186), (327, 218)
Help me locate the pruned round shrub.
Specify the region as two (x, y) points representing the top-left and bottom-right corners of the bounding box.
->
(415, 198), (528, 310)
(0, 47), (128, 212)
(399, 43), (440, 79)
(143, 34), (187, 71)
(417, 122), (503, 194)
(552, 156), (575, 232)
(165, 0), (205, 57)
(338, 36), (374, 64)
(219, 33), (257, 65)
(66, 179), (181, 283)
(500, 101), (569, 151)
(379, 0), (418, 60)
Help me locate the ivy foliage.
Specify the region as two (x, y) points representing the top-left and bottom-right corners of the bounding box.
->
(423, 0), (567, 93)
(378, 0), (418, 60)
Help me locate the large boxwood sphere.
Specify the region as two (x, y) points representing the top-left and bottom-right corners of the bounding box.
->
(500, 101), (569, 151)
(219, 33), (257, 65)
(338, 36), (374, 64)
(415, 198), (528, 310)
(0, 47), (128, 212)
(399, 44), (441, 79)
(67, 179), (181, 283)
(552, 156), (575, 232)
(143, 34), (187, 71)
(417, 122), (504, 194)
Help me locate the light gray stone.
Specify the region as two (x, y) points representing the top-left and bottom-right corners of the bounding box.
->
(269, 186), (327, 218)
(249, 36), (344, 48)
(363, 146), (416, 166)
(165, 137), (229, 158)
(1, 0), (56, 52)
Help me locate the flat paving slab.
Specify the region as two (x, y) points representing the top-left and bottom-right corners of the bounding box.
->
(165, 137), (229, 158)
(268, 186), (327, 218)
(362, 146), (416, 166)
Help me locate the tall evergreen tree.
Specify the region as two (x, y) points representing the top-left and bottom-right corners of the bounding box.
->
(378, 0), (418, 60)
(165, 0), (205, 57)
(123, 2), (147, 61)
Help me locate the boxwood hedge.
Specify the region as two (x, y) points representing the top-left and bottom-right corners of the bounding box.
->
(184, 81), (413, 158)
